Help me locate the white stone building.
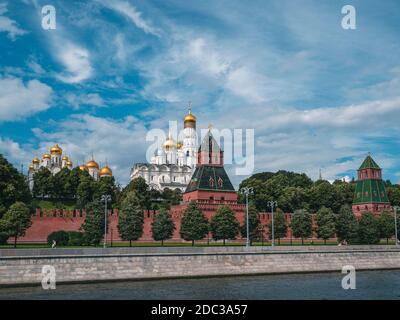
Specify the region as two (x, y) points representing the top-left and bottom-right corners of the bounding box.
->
(28, 144), (113, 190)
(130, 108), (198, 192)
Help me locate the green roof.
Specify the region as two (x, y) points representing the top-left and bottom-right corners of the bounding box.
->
(359, 155), (380, 170)
(353, 178), (390, 204)
(185, 165), (235, 193)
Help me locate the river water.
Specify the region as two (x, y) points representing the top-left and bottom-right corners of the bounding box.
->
(1, 270), (399, 299)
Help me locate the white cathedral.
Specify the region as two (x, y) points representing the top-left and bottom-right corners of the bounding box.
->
(28, 144), (113, 191)
(130, 108), (198, 192)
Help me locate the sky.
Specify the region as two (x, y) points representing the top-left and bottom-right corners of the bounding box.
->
(0, 0), (400, 187)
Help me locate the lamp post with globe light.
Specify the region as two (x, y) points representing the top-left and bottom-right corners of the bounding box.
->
(267, 201), (278, 247)
(240, 187), (254, 248)
(101, 194), (111, 248)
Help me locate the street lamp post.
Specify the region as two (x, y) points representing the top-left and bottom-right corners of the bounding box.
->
(394, 206), (400, 246)
(267, 201), (278, 247)
(240, 187), (254, 248)
(101, 195), (111, 248)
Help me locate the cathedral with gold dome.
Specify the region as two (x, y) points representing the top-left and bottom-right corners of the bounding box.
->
(28, 144), (113, 190)
(130, 108), (198, 192)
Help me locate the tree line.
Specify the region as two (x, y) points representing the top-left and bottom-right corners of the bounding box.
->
(1, 153), (400, 246)
(238, 170), (400, 213)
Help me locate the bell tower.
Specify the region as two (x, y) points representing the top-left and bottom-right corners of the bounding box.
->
(182, 103), (197, 169)
(352, 153), (391, 216)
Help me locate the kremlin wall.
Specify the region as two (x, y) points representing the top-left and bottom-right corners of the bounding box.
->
(17, 110), (392, 244)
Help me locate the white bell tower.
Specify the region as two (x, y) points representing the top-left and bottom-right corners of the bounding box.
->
(182, 104), (197, 169)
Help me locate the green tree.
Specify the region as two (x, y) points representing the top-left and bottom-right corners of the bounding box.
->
(94, 176), (117, 206)
(309, 180), (341, 213)
(0, 202), (31, 248)
(268, 208), (288, 244)
(180, 201), (209, 246)
(278, 187), (309, 213)
(80, 200), (105, 246)
(335, 205), (358, 244)
(387, 185), (400, 207)
(210, 205), (240, 245)
(162, 188), (183, 206)
(151, 208), (175, 245)
(334, 181), (356, 207)
(68, 167), (90, 198)
(240, 204), (261, 244)
(53, 167), (71, 199)
(0, 155), (31, 216)
(315, 206), (336, 244)
(120, 177), (151, 210)
(358, 212), (380, 244)
(377, 211), (394, 244)
(32, 167), (52, 199)
(291, 209), (312, 245)
(118, 192), (144, 246)
(76, 175), (96, 208)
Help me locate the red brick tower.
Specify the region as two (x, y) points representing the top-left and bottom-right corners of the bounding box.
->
(352, 153), (391, 217)
(182, 129), (238, 204)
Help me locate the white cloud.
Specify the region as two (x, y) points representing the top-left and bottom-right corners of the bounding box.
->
(55, 43), (93, 84)
(225, 66), (270, 103)
(0, 137), (32, 166)
(100, 0), (161, 36)
(65, 93), (105, 109)
(0, 2), (27, 40)
(0, 77), (53, 121)
(186, 38), (231, 77)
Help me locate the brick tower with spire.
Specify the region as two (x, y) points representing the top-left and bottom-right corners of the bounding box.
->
(352, 153), (391, 217)
(182, 129), (238, 203)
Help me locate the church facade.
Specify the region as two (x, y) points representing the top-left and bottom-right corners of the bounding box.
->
(130, 108), (198, 192)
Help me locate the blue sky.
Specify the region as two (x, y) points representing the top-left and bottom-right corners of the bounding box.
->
(0, 0), (400, 187)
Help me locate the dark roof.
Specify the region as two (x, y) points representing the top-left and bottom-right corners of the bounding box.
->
(185, 165), (235, 193)
(359, 155), (380, 170)
(353, 178), (390, 204)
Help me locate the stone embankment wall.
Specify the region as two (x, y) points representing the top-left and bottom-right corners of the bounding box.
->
(1, 246), (399, 286)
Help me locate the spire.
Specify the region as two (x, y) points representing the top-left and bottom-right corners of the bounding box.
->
(319, 168), (322, 180)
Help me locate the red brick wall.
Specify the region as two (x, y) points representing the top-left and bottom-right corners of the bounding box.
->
(18, 206), (310, 243)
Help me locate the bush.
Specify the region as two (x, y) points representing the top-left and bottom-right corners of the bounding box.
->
(67, 231), (85, 246)
(0, 232), (8, 245)
(47, 230), (69, 246)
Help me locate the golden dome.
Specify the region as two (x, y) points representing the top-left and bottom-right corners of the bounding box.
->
(176, 142), (183, 149)
(32, 157), (40, 164)
(62, 155), (69, 161)
(28, 164), (34, 171)
(43, 153), (51, 159)
(184, 109), (196, 123)
(79, 165), (88, 171)
(100, 166), (113, 177)
(50, 144), (62, 155)
(163, 133), (176, 150)
(66, 160), (73, 167)
(86, 159), (99, 169)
